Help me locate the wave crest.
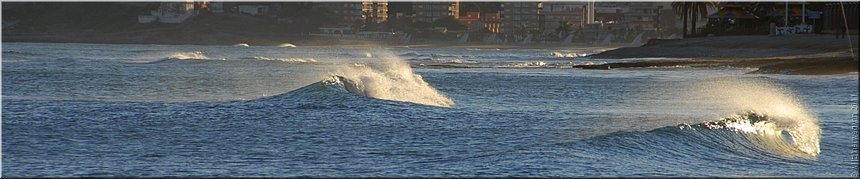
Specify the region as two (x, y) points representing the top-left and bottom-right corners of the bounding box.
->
(681, 78), (821, 158)
(330, 56), (454, 107)
(277, 51), (454, 107)
(679, 110), (820, 158)
(168, 51), (209, 60)
(243, 56), (316, 63)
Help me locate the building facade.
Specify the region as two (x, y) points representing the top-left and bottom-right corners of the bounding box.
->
(500, 2), (540, 33)
(362, 1), (388, 24)
(542, 1), (589, 31)
(413, 1), (459, 23)
(326, 1), (388, 26)
(329, 2), (363, 25)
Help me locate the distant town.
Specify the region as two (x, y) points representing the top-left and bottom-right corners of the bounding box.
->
(2, 1), (858, 46)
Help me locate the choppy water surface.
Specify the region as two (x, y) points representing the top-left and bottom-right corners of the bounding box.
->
(2, 42), (858, 177)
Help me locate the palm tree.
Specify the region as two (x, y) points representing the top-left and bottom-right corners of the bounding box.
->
(689, 2), (717, 36)
(672, 2), (689, 38)
(673, 1), (716, 38)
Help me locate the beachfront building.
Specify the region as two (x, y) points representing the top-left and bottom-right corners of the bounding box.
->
(413, 1), (460, 23)
(329, 2), (364, 25)
(458, 12), (481, 27)
(625, 2), (662, 31)
(456, 11), (502, 33)
(325, 1), (388, 27)
(593, 2), (628, 27)
(362, 1), (388, 24)
(138, 1), (196, 24)
(483, 12), (502, 33)
(542, 2), (589, 31)
(500, 2), (541, 34)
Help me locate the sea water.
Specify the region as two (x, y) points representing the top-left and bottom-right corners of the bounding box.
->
(2, 42), (858, 177)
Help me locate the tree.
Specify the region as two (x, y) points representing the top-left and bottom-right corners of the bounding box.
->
(689, 2), (717, 36)
(672, 2), (689, 38)
(673, 1), (716, 37)
(433, 16), (467, 31)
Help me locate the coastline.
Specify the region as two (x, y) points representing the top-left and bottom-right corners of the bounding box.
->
(584, 35), (859, 75)
(2, 33), (633, 50)
(4, 32), (857, 75)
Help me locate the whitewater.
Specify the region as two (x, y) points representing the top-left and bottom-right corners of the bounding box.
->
(2, 42), (857, 177)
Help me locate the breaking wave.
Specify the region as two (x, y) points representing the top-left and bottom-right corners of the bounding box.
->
(676, 110), (820, 158)
(573, 78), (820, 161)
(272, 51), (454, 107)
(242, 56), (317, 63)
(278, 43), (297, 48)
(168, 51), (209, 60)
(551, 51), (587, 58)
(685, 78), (821, 158)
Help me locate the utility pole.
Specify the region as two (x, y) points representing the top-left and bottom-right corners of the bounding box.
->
(785, 1), (789, 28)
(801, 1), (806, 25)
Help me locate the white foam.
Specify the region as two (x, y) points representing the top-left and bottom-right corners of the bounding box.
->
(248, 56), (316, 63)
(329, 50), (454, 107)
(169, 51), (208, 60)
(551, 52), (586, 58)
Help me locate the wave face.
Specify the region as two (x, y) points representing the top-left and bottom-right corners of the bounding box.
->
(686, 78), (820, 157)
(676, 110), (819, 159)
(270, 51), (454, 108)
(572, 77), (822, 163)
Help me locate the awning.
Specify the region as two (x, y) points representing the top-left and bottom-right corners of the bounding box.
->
(769, 7), (811, 17)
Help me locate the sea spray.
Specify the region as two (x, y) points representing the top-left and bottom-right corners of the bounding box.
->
(325, 50), (454, 107)
(686, 78), (820, 157)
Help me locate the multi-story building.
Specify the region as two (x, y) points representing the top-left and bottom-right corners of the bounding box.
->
(593, 1), (629, 27)
(541, 1), (589, 31)
(362, 1), (388, 24)
(483, 12), (501, 33)
(329, 2), (363, 25)
(625, 2), (668, 31)
(500, 2), (540, 33)
(413, 1), (459, 23)
(326, 1), (387, 26)
(591, 2), (673, 31)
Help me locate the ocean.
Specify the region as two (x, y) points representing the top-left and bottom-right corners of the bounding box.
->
(2, 42), (858, 177)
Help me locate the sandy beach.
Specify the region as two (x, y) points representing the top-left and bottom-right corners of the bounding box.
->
(584, 35), (859, 75)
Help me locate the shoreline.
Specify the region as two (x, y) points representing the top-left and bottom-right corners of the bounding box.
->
(5, 33), (858, 75)
(2, 34), (634, 50)
(582, 35), (859, 75)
